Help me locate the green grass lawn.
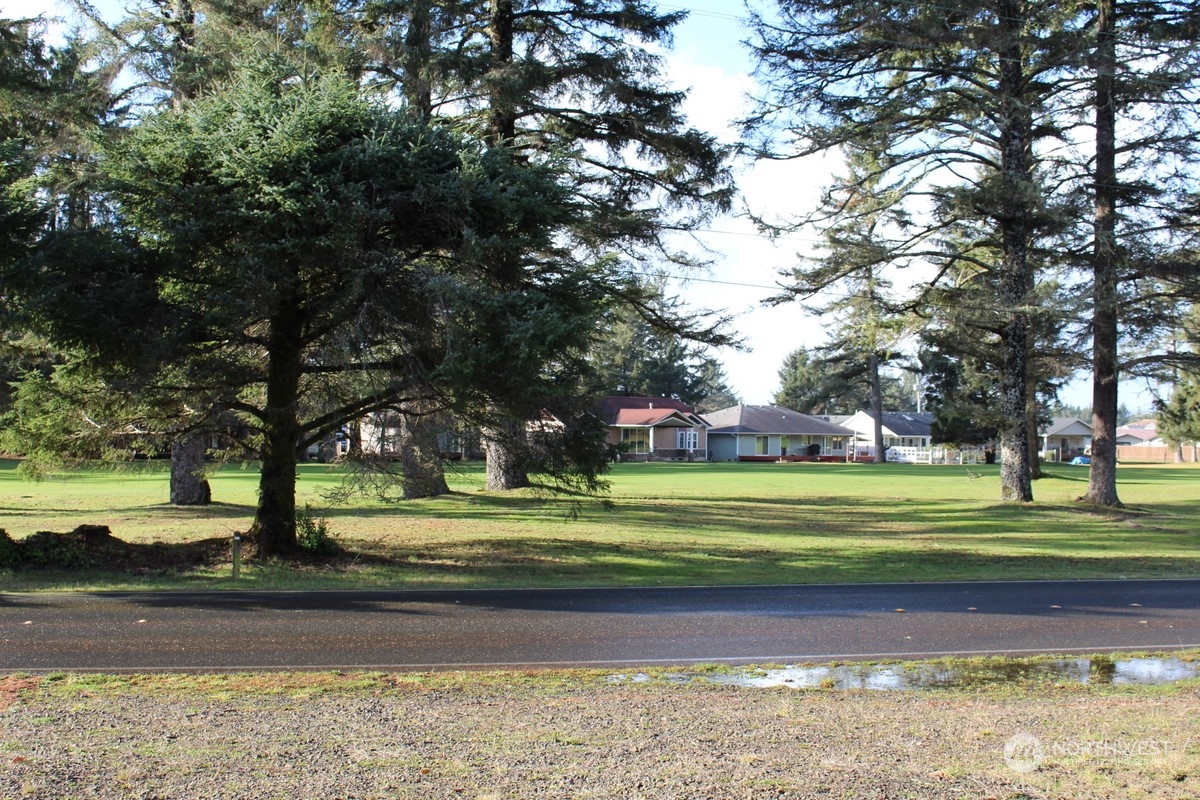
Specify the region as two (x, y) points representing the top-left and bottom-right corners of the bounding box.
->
(2, 458), (1199, 591)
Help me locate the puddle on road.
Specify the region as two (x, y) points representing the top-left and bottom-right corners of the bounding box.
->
(609, 657), (1199, 691)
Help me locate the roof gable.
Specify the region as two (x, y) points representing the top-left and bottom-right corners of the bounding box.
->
(1043, 417), (1092, 437)
(599, 396), (706, 427)
(1115, 426), (1156, 442)
(612, 408), (698, 427)
(844, 411), (933, 437)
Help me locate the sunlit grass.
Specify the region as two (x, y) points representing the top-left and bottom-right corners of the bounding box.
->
(2, 458), (1199, 590)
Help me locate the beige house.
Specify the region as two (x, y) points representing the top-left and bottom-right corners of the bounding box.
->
(600, 396), (709, 461)
(1116, 421), (1162, 447)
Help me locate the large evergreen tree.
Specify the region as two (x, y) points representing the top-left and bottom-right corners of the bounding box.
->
(0, 19), (53, 416)
(1078, 0), (1200, 507)
(590, 281), (739, 411)
(766, 153), (913, 461)
(16, 2), (735, 503)
(773, 346), (911, 417)
(346, 1), (734, 489)
(11, 51), (590, 555)
(746, 0), (1082, 500)
(1155, 305), (1200, 461)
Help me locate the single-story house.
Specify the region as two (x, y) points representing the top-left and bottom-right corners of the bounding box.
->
(704, 404), (856, 461)
(1041, 417), (1092, 460)
(600, 396), (710, 461)
(838, 411), (935, 452)
(1116, 422), (1162, 447)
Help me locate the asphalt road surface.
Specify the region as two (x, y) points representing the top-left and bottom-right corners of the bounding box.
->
(2, 579), (1198, 672)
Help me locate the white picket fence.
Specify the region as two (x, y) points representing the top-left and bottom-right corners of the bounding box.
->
(880, 446), (988, 465)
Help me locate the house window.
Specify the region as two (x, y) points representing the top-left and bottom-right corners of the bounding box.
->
(677, 429), (698, 450)
(755, 435), (770, 455)
(621, 428), (650, 454)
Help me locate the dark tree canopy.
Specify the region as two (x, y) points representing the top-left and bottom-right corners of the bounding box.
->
(590, 282), (739, 412)
(3, 1), (737, 555)
(11, 49), (606, 554)
(774, 347), (912, 417)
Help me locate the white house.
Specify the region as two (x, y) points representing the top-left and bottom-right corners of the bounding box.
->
(838, 411), (935, 451)
(1116, 421), (1162, 447)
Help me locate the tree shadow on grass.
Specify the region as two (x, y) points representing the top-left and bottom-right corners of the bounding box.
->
(0, 501), (258, 519)
(3, 525), (231, 573)
(6, 485), (1199, 591)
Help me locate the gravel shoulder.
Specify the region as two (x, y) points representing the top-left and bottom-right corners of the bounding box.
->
(2, 670), (1197, 799)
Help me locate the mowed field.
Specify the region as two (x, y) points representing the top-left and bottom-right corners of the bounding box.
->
(4, 460), (1200, 799)
(2, 458), (1199, 591)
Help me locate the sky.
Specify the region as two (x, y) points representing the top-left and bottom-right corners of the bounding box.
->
(2, 0), (1146, 411)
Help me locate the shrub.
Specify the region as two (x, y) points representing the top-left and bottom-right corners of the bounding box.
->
(296, 505), (339, 556)
(0, 529), (19, 568)
(17, 531), (94, 568)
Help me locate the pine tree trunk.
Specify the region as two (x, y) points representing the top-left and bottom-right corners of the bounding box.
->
(347, 419), (363, 458)
(477, 0), (529, 495)
(401, 412), (449, 499)
(250, 306), (303, 556)
(169, 429), (211, 506)
(1026, 381), (1042, 481)
(996, 0), (1034, 502)
(869, 353), (886, 463)
(483, 419), (530, 491)
(1084, 0), (1123, 508)
(998, 338), (1033, 502)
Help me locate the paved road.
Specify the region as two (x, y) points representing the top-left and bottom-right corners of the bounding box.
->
(2, 579), (1198, 672)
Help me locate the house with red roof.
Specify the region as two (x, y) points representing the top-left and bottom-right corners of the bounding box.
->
(599, 396), (710, 461)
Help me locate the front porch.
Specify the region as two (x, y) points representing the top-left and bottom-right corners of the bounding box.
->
(618, 447), (709, 462)
(737, 454), (867, 463)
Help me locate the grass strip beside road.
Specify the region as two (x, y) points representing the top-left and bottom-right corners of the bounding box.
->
(2, 459), (1199, 591)
(2, 655), (1198, 799)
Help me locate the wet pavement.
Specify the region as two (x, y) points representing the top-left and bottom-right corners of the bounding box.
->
(2, 579), (1199, 672)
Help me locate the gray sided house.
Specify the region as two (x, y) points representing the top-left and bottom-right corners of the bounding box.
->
(705, 405), (856, 461)
(1041, 417), (1092, 461)
(601, 396), (709, 461)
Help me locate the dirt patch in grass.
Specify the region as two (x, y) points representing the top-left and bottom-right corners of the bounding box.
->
(0, 676), (40, 712)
